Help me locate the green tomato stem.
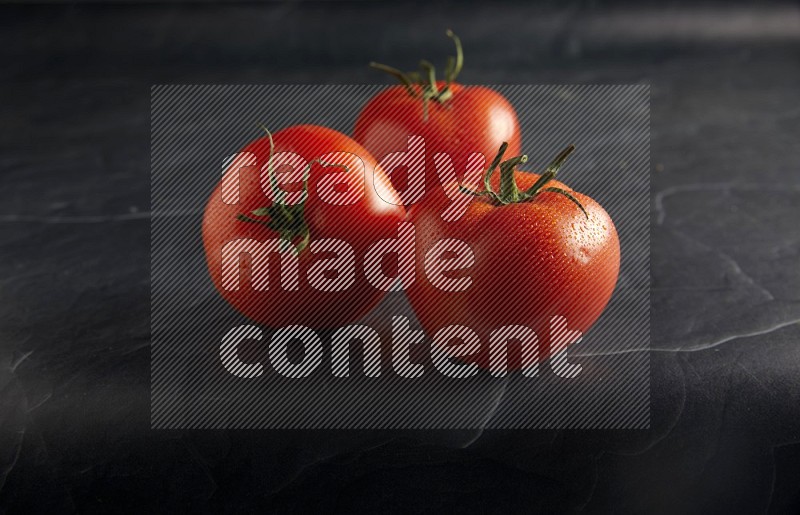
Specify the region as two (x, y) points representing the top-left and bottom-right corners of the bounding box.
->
(369, 29), (464, 121)
(498, 155), (529, 203)
(235, 125), (315, 253)
(468, 143), (588, 218)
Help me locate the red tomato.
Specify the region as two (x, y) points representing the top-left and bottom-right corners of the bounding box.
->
(202, 125), (406, 329)
(405, 144), (620, 371)
(353, 31), (521, 203)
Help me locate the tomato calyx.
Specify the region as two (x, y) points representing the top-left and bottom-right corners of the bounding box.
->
(237, 201), (311, 254)
(461, 143), (589, 218)
(235, 126), (318, 253)
(369, 29), (464, 120)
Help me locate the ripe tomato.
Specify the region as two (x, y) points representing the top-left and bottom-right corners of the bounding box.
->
(202, 125), (405, 329)
(353, 31), (521, 203)
(405, 144), (620, 371)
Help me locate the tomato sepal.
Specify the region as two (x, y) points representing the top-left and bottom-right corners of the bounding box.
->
(369, 29), (464, 120)
(462, 143), (589, 218)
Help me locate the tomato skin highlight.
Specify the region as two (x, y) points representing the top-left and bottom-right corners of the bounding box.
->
(202, 125), (406, 329)
(406, 171), (620, 371)
(353, 82), (521, 202)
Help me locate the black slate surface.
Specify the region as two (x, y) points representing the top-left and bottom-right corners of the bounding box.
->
(2, 2), (800, 513)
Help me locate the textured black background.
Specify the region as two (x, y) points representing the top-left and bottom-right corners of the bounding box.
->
(2, 1), (800, 513)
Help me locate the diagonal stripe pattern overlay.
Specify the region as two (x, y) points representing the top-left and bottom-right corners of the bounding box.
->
(151, 85), (650, 429)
